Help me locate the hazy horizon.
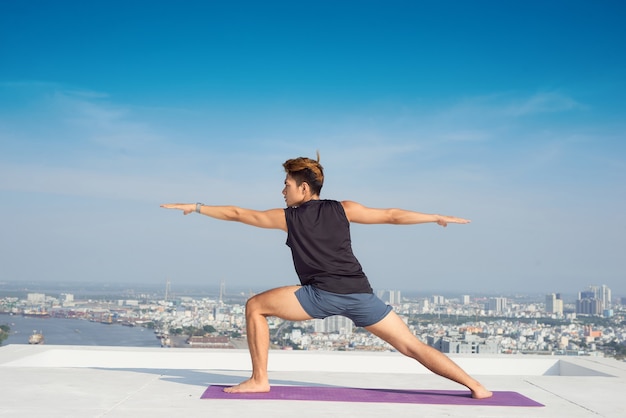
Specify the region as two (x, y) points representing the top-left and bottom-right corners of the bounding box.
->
(1, 2), (625, 295)
(0, 279), (617, 303)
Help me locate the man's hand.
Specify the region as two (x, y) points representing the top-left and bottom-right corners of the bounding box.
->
(435, 215), (471, 227)
(160, 203), (195, 215)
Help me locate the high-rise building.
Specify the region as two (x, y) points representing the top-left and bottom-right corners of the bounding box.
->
(545, 293), (563, 316)
(579, 290), (595, 300)
(376, 290), (402, 305)
(432, 295), (446, 305)
(461, 295), (471, 305)
(601, 285), (612, 309)
(418, 298), (429, 313)
(577, 298), (602, 315)
(577, 285), (611, 316)
(487, 297), (507, 314)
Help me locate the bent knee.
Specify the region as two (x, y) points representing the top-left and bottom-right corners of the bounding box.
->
(245, 296), (259, 313)
(245, 295), (271, 316)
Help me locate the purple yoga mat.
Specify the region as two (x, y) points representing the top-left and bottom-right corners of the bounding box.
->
(201, 385), (544, 407)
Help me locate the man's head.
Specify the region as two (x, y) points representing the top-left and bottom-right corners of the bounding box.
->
(282, 152), (324, 196)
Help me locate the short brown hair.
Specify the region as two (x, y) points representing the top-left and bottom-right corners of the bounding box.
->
(283, 151), (324, 196)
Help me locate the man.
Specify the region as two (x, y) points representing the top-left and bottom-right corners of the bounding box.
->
(161, 154), (492, 399)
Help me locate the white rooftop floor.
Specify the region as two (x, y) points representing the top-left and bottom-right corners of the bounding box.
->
(1, 344), (624, 417)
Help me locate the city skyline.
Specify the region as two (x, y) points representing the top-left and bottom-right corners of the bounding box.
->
(3, 279), (624, 361)
(1, 1), (625, 294)
(1, 279), (620, 306)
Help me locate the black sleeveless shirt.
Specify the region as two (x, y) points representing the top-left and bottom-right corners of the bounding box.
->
(284, 199), (373, 294)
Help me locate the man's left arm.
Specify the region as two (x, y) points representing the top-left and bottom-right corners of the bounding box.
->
(341, 200), (470, 227)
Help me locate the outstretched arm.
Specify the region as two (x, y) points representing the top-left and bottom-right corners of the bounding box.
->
(160, 203), (287, 231)
(341, 200), (470, 227)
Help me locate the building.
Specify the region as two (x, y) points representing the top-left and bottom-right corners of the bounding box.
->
(417, 298), (429, 313)
(545, 293), (563, 316)
(26, 293), (46, 303)
(576, 285), (611, 316)
(312, 315), (353, 334)
(60, 293), (75, 307)
(428, 333), (499, 354)
(601, 285), (612, 309)
(186, 335), (233, 348)
(487, 297), (507, 314)
(432, 295), (445, 305)
(576, 298), (602, 316)
(376, 290), (402, 305)
(579, 290), (596, 300)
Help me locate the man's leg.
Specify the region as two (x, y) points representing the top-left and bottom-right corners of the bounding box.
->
(365, 311), (492, 399)
(224, 285), (312, 393)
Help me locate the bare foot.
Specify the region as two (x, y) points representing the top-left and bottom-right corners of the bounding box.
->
(471, 384), (493, 399)
(223, 378), (270, 394)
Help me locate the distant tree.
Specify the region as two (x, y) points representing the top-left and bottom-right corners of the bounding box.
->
(203, 325), (217, 334)
(183, 326), (201, 336)
(169, 327), (184, 335)
(604, 340), (626, 360)
(0, 324), (9, 346)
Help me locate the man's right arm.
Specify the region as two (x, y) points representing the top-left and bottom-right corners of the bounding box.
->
(160, 203), (287, 231)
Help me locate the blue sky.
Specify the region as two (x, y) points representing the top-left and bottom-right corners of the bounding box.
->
(1, 1), (625, 297)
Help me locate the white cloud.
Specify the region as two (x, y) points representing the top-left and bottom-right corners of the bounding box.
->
(503, 92), (585, 117)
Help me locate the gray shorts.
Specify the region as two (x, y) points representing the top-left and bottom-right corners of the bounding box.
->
(295, 285), (393, 327)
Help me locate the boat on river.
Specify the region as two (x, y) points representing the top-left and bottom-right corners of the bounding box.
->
(28, 330), (44, 344)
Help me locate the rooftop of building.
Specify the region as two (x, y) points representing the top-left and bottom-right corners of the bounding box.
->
(1, 344), (624, 417)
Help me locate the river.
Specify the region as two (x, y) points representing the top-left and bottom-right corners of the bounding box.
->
(1, 314), (161, 347)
